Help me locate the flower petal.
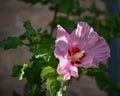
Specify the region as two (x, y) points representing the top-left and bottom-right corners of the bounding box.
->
(54, 25), (70, 58)
(57, 57), (78, 80)
(57, 57), (70, 75)
(57, 58), (71, 81)
(64, 72), (71, 80)
(89, 37), (110, 65)
(54, 41), (68, 58)
(70, 65), (78, 77)
(70, 22), (98, 49)
(78, 56), (96, 68)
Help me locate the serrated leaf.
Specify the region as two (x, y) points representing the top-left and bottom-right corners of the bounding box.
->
(0, 37), (23, 50)
(19, 64), (28, 80)
(51, 16), (76, 33)
(25, 58), (43, 85)
(49, 0), (80, 15)
(41, 66), (57, 80)
(34, 49), (52, 62)
(12, 65), (22, 77)
(29, 31), (54, 62)
(23, 20), (35, 40)
(46, 78), (61, 96)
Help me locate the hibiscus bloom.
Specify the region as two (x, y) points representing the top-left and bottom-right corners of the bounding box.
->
(54, 22), (110, 80)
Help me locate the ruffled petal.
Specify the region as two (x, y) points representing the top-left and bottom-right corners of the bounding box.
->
(57, 57), (69, 74)
(57, 58), (71, 81)
(54, 40), (68, 58)
(70, 22), (98, 49)
(57, 57), (78, 80)
(54, 25), (70, 58)
(86, 37), (110, 66)
(77, 56), (96, 68)
(64, 72), (71, 80)
(70, 65), (78, 77)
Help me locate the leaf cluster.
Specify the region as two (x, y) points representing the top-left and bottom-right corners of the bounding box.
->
(0, 20), (57, 96)
(1, 0), (120, 96)
(87, 63), (120, 95)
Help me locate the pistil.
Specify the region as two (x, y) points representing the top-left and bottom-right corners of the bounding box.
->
(67, 47), (85, 65)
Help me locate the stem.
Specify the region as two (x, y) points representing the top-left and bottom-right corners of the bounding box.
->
(50, 5), (58, 36)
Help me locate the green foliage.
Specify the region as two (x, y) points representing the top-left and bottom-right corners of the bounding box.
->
(41, 66), (66, 96)
(0, 37), (23, 50)
(50, 16), (76, 33)
(20, 0), (80, 15)
(22, 20), (36, 41)
(41, 66), (60, 96)
(12, 65), (22, 77)
(19, 64), (28, 80)
(50, 0), (80, 15)
(29, 31), (54, 62)
(87, 63), (120, 95)
(41, 66), (57, 80)
(0, 0), (120, 96)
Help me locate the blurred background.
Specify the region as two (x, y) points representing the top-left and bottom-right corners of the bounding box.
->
(0, 0), (120, 96)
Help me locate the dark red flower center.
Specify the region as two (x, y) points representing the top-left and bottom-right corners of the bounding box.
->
(67, 47), (85, 65)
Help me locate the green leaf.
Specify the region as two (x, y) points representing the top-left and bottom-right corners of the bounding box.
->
(33, 48), (52, 62)
(27, 84), (45, 96)
(0, 37), (23, 50)
(86, 64), (120, 95)
(41, 66), (64, 96)
(46, 78), (61, 96)
(25, 58), (43, 85)
(29, 31), (54, 62)
(99, 63), (108, 72)
(19, 64), (28, 80)
(41, 66), (57, 80)
(95, 73), (120, 96)
(49, 0), (80, 15)
(46, 55), (58, 68)
(50, 16), (76, 33)
(12, 64), (28, 80)
(41, 66), (67, 96)
(46, 76), (67, 96)
(12, 65), (22, 77)
(23, 20), (35, 40)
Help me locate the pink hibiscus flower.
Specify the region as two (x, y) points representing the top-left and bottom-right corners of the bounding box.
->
(54, 22), (110, 80)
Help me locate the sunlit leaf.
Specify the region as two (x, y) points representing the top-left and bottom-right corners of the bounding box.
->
(41, 66), (57, 80)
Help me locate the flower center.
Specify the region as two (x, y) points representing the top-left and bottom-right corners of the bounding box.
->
(67, 47), (85, 65)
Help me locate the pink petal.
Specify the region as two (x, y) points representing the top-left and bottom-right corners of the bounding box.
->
(70, 65), (78, 77)
(54, 41), (68, 58)
(78, 56), (96, 68)
(57, 57), (78, 80)
(54, 25), (70, 58)
(64, 72), (71, 80)
(57, 60), (71, 81)
(57, 57), (70, 75)
(70, 22), (98, 50)
(88, 37), (110, 66)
